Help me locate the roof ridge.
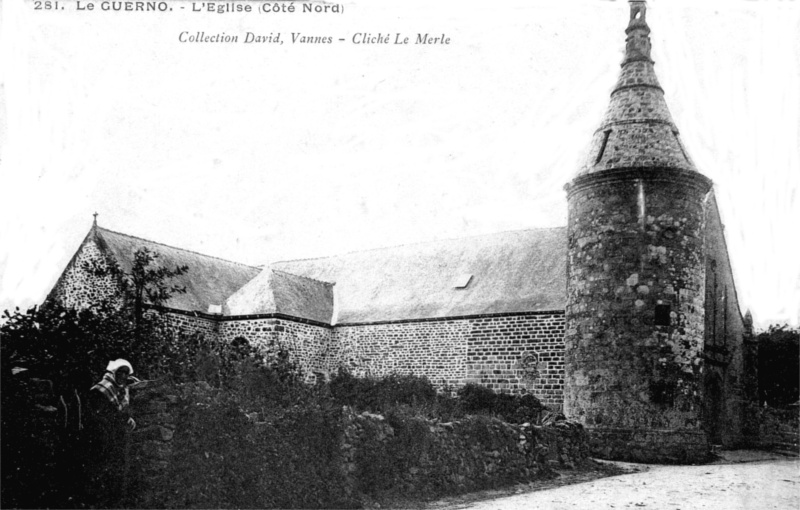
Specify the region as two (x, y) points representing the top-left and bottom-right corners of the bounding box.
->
(271, 226), (567, 264)
(270, 268), (335, 286)
(96, 226), (260, 270)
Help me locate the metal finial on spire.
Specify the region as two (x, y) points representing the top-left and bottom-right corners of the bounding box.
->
(629, 1), (647, 24)
(93, 212), (98, 227)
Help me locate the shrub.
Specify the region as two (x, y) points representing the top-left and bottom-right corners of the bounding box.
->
(329, 369), (437, 412)
(354, 406), (443, 498)
(158, 380), (355, 509)
(457, 383), (498, 413)
(758, 325), (799, 407)
(329, 372), (546, 424)
(457, 383), (545, 423)
(353, 408), (532, 500)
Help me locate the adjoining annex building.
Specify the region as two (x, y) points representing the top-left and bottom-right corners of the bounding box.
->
(49, 1), (758, 463)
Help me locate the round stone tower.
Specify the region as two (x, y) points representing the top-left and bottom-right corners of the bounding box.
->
(564, 1), (713, 463)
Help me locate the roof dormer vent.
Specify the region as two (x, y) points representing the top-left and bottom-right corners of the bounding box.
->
(453, 274), (473, 289)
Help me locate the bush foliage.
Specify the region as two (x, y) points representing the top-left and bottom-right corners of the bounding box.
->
(330, 370), (437, 411)
(457, 383), (545, 424)
(157, 381), (355, 509)
(328, 370), (545, 424)
(758, 325), (800, 407)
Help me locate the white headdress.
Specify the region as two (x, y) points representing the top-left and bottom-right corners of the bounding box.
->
(106, 359), (134, 375)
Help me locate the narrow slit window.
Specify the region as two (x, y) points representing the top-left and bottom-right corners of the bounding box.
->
(722, 287), (728, 346)
(711, 261), (717, 340)
(596, 129), (612, 164)
(654, 304), (671, 326)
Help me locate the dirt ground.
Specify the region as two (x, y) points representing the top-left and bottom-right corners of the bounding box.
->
(425, 450), (800, 510)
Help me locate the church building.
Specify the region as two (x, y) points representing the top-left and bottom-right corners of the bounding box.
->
(49, 1), (757, 463)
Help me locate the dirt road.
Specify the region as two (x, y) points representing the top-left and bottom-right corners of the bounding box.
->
(435, 452), (799, 510)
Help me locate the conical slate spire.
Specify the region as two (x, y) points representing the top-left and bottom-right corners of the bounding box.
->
(577, 1), (697, 176)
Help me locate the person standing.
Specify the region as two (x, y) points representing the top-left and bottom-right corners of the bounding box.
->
(80, 359), (137, 507)
(89, 359), (137, 429)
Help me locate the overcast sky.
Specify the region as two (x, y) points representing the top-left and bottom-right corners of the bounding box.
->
(1, 0), (798, 329)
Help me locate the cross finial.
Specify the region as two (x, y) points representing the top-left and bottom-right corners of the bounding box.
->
(93, 212), (98, 226)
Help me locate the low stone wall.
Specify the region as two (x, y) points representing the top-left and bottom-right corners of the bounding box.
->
(1, 375), (64, 508)
(537, 420), (591, 468)
(587, 427), (710, 464)
(3, 375), (592, 507)
(126, 384), (590, 504)
(757, 406), (800, 455)
(126, 389), (592, 502)
(126, 381), (182, 507)
(340, 409), (589, 499)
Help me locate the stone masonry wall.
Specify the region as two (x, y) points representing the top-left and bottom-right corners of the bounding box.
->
(67, 304), (567, 408)
(588, 427), (709, 464)
(466, 314), (565, 407)
(565, 169), (712, 462)
(702, 193), (752, 446)
(130, 386), (589, 505)
(161, 311), (219, 340)
(141, 312), (567, 407)
(49, 234), (123, 310)
(127, 382), (181, 508)
(334, 313), (566, 408)
(333, 320), (470, 387)
(340, 409), (589, 498)
(218, 317), (333, 379)
(140, 313), (335, 383)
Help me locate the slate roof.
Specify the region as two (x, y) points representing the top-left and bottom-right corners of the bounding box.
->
(271, 227), (567, 324)
(224, 269), (334, 324)
(95, 227), (261, 313)
(577, 1), (697, 176)
(79, 226), (567, 323)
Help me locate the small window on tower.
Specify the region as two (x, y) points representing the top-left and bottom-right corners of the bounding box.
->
(595, 129), (612, 164)
(649, 380), (675, 406)
(655, 304), (671, 326)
